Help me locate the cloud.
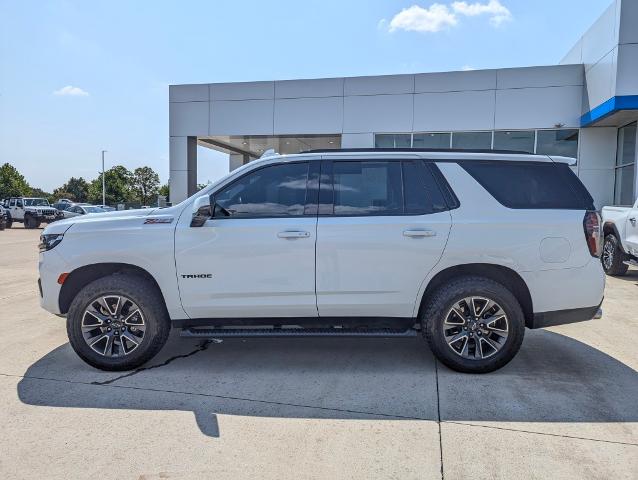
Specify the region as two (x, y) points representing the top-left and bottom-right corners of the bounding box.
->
(53, 85), (89, 97)
(389, 4), (458, 33)
(461, 65), (475, 71)
(386, 1), (511, 33)
(452, 0), (512, 26)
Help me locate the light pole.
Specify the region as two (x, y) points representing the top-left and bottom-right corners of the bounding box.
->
(101, 150), (107, 206)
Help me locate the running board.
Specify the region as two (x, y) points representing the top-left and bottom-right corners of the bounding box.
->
(623, 259), (638, 267)
(180, 327), (418, 338)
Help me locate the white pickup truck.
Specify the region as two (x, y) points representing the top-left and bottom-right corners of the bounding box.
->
(601, 198), (638, 275)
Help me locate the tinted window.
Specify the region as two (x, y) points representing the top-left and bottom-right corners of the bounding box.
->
(461, 161), (594, 210)
(493, 131), (535, 153)
(403, 161), (448, 214)
(536, 129), (579, 157)
(333, 162), (402, 215)
(413, 133), (450, 149)
(214, 162), (309, 217)
(452, 131), (492, 150)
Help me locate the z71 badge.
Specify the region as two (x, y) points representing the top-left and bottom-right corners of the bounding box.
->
(144, 217), (174, 224)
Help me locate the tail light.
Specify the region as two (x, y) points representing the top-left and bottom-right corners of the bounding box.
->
(583, 211), (601, 257)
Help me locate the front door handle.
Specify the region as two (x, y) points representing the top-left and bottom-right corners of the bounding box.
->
(403, 229), (437, 238)
(277, 230), (311, 239)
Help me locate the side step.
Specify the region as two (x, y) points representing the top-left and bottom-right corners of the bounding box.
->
(623, 259), (638, 267)
(180, 327), (418, 338)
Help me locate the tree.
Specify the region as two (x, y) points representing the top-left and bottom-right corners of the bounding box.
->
(158, 183), (169, 202)
(132, 166), (160, 206)
(88, 165), (134, 205)
(0, 163), (31, 199)
(30, 187), (53, 203)
(53, 177), (89, 202)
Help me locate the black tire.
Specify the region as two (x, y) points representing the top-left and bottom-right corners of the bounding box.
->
(35, 220), (42, 229)
(0, 218), (4, 231)
(421, 276), (525, 374)
(24, 215), (36, 229)
(601, 234), (629, 276)
(5, 218), (12, 229)
(67, 274), (171, 371)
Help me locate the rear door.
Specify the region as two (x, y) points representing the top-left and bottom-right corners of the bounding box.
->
(315, 159), (452, 318)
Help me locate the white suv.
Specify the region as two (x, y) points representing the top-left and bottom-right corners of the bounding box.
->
(38, 149), (605, 373)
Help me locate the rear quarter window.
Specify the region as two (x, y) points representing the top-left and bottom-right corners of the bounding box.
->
(460, 161), (595, 210)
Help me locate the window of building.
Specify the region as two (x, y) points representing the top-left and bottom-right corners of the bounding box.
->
(493, 130), (535, 153)
(413, 133), (451, 149)
(536, 129), (579, 157)
(614, 122), (636, 206)
(332, 161), (403, 215)
(460, 161), (594, 210)
(214, 162), (309, 217)
(452, 131), (492, 150)
(374, 134), (411, 148)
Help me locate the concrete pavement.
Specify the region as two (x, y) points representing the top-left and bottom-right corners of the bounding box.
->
(1, 227), (636, 479)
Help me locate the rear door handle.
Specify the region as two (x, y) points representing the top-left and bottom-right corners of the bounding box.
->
(630, 217), (636, 226)
(277, 230), (311, 239)
(403, 229), (437, 238)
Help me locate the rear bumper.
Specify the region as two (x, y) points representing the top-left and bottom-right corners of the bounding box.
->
(529, 301), (603, 329)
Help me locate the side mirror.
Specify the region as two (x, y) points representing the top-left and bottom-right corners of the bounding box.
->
(191, 195), (212, 227)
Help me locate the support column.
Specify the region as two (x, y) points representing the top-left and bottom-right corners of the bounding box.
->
(169, 136), (198, 203)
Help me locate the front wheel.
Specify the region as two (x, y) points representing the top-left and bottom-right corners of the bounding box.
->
(67, 274), (171, 371)
(421, 276), (525, 373)
(24, 215), (37, 229)
(601, 234), (629, 276)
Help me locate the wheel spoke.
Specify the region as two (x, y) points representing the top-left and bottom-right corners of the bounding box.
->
(446, 307), (466, 325)
(123, 309), (144, 326)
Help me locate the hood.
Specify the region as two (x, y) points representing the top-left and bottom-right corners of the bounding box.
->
(42, 208), (161, 235)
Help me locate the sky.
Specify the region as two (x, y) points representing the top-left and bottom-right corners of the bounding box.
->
(0, 0), (613, 192)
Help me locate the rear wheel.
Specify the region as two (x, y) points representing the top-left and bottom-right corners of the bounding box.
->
(601, 234), (628, 276)
(421, 276), (525, 373)
(67, 274), (171, 371)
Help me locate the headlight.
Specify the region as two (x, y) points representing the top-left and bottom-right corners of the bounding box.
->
(39, 234), (64, 252)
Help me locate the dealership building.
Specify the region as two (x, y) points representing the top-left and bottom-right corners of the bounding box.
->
(169, 0), (638, 208)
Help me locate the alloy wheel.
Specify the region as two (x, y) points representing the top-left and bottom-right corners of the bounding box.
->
(443, 296), (509, 360)
(81, 295), (146, 357)
(602, 239), (614, 270)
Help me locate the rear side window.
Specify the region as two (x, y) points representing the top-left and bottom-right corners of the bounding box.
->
(403, 161), (448, 214)
(460, 161), (595, 210)
(333, 162), (402, 215)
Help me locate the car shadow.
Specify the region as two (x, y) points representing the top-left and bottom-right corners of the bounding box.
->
(17, 329), (638, 438)
(609, 267), (638, 285)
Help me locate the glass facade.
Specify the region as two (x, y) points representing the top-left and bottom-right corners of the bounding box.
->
(614, 122), (636, 206)
(375, 129), (579, 158)
(413, 132), (450, 148)
(452, 131), (492, 150)
(375, 134), (411, 148)
(493, 130), (535, 153)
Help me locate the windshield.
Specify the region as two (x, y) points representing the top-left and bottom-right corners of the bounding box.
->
(24, 198), (50, 207)
(83, 206), (105, 213)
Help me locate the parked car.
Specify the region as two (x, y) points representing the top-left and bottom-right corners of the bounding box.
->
(38, 149), (604, 373)
(0, 203), (7, 230)
(600, 198), (638, 275)
(6, 197), (62, 229)
(62, 204), (106, 218)
(95, 205), (116, 212)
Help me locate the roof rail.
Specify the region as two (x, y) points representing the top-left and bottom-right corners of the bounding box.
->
(301, 147), (536, 155)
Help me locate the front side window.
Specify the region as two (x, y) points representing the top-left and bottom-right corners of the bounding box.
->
(214, 162), (309, 217)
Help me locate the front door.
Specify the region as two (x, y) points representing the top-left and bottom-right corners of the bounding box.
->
(315, 159), (452, 318)
(625, 199), (638, 255)
(175, 161), (319, 319)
